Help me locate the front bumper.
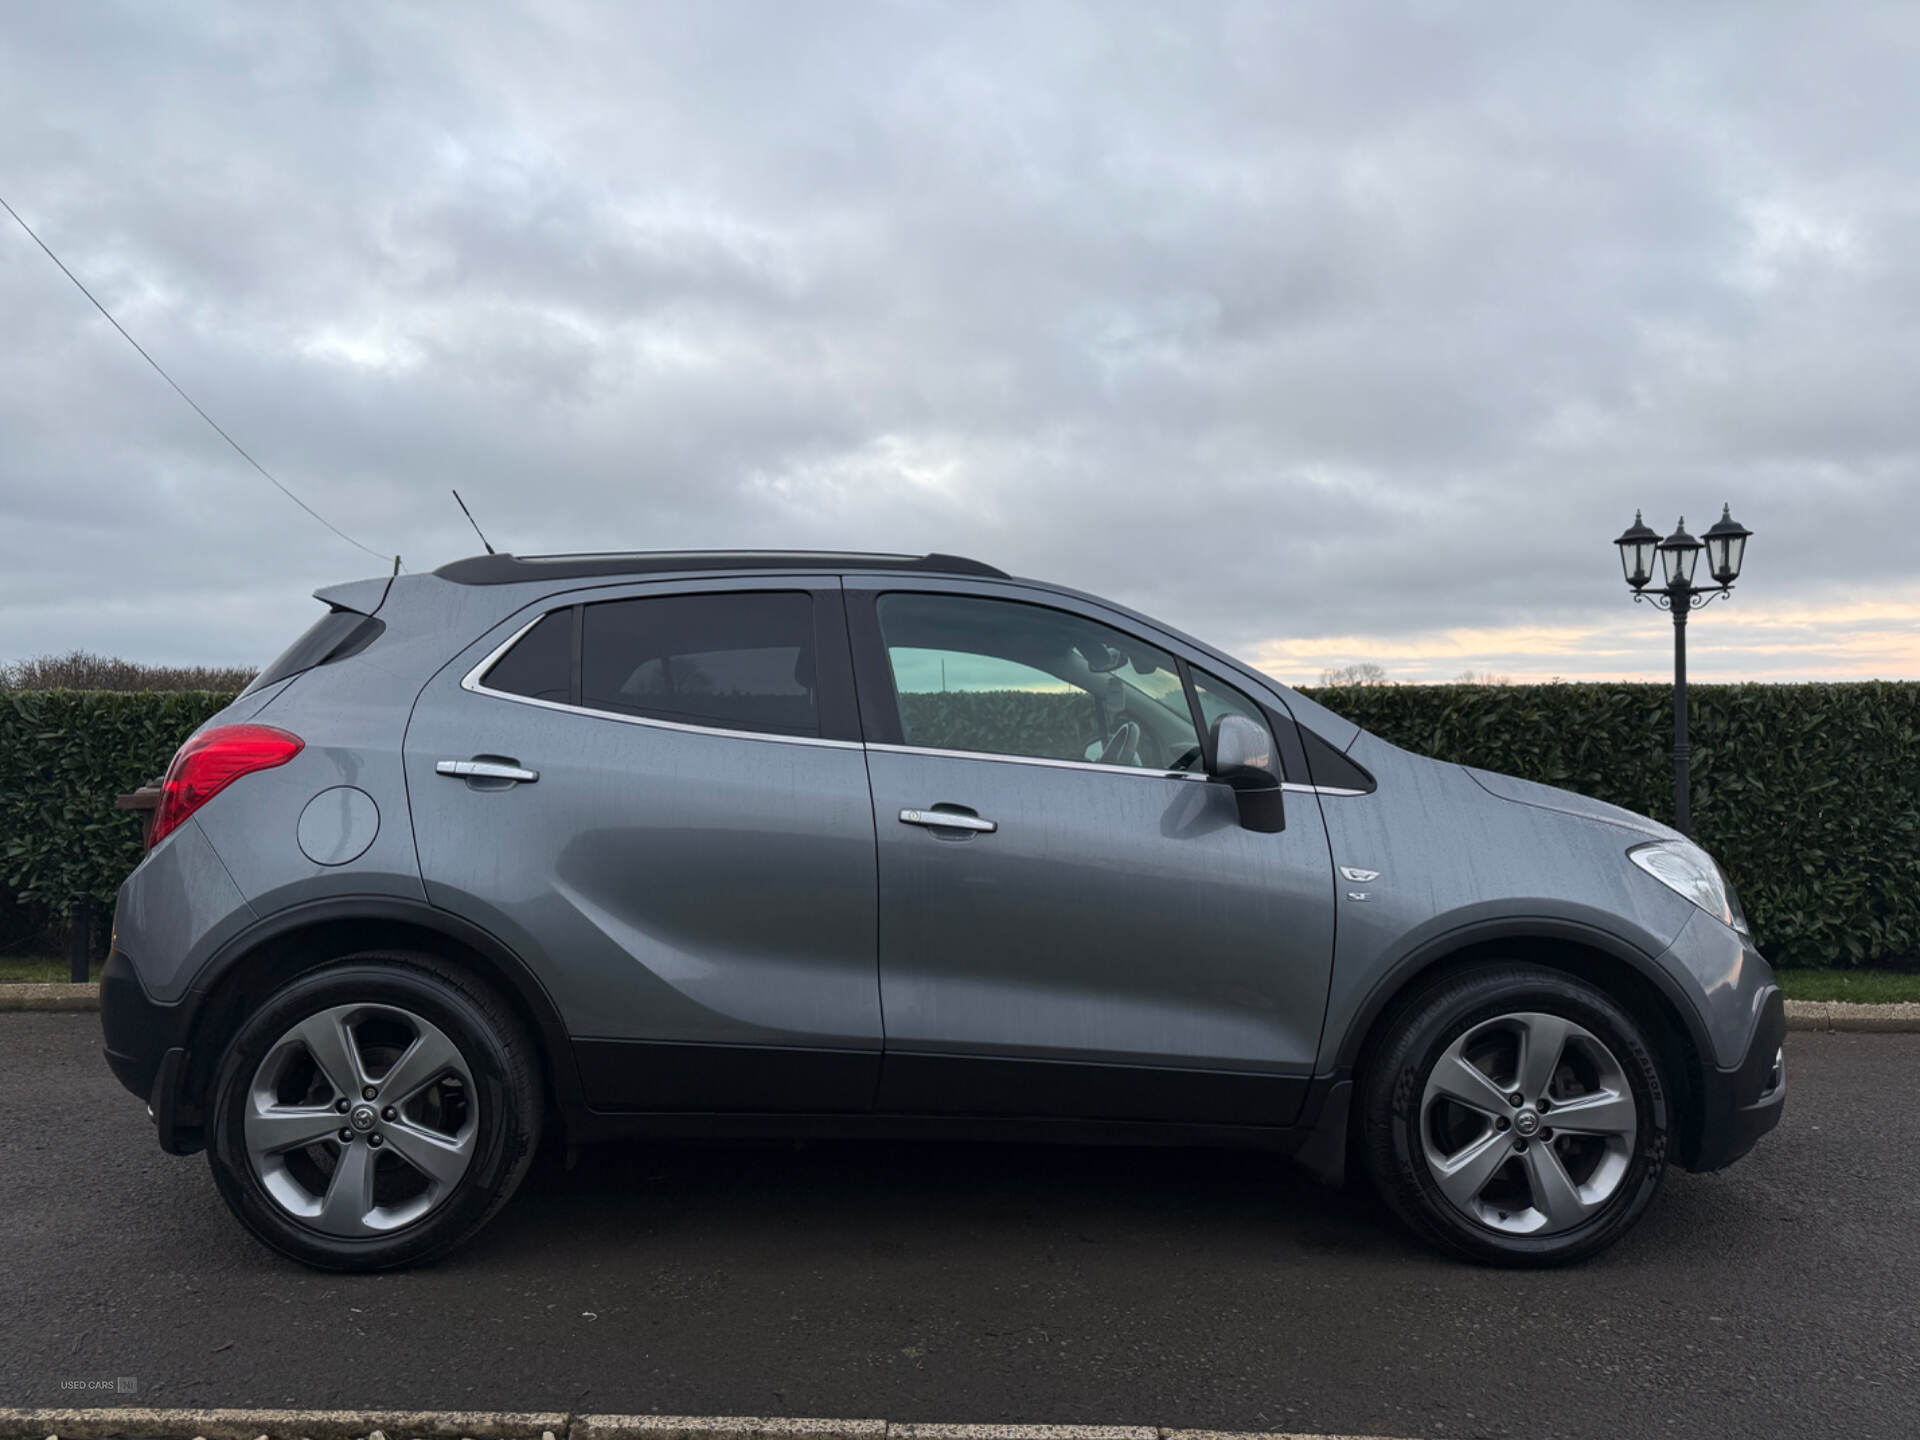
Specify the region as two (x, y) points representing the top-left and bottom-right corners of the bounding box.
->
(1682, 983), (1786, 1172)
(99, 947), (203, 1155)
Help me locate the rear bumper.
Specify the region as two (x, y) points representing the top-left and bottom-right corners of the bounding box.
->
(99, 948), (203, 1155)
(1682, 983), (1786, 1173)
(101, 948), (173, 1097)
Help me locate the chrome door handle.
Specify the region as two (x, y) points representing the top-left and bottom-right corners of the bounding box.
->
(436, 759), (539, 783)
(899, 808), (996, 834)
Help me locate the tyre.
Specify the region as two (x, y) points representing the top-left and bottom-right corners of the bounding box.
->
(1358, 963), (1671, 1266)
(206, 952), (543, 1271)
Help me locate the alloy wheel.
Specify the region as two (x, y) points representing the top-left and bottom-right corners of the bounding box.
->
(1419, 1010), (1638, 1236)
(243, 1002), (477, 1237)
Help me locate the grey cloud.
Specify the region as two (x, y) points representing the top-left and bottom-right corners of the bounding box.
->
(2, 0), (1917, 678)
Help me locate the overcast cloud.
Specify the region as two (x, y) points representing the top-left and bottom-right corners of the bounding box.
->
(3, 1), (1917, 683)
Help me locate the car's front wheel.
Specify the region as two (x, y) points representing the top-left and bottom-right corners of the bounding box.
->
(207, 952), (542, 1271)
(1358, 963), (1671, 1266)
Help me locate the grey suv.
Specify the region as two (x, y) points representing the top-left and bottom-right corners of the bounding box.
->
(101, 551), (1785, 1270)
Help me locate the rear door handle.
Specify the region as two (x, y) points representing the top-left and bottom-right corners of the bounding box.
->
(899, 807), (996, 834)
(436, 759), (539, 783)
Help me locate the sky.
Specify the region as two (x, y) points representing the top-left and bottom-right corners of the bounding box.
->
(3, 1), (1917, 685)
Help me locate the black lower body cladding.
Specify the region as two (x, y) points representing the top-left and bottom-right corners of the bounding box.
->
(99, 947), (183, 1102)
(1684, 985), (1787, 1172)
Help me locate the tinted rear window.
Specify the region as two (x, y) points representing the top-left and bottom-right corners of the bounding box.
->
(242, 608), (383, 696)
(582, 591), (817, 736)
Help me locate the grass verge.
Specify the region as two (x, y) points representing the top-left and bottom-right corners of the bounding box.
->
(1774, 968), (1920, 1003)
(0, 955), (98, 984)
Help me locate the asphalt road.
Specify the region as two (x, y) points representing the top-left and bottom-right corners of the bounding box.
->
(1, 1015), (1914, 1440)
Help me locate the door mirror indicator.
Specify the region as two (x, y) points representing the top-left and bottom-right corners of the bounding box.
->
(1209, 714), (1285, 833)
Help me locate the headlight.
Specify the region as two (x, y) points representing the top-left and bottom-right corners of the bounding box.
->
(1628, 840), (1744, 932)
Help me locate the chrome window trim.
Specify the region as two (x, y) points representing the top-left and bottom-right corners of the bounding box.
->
(461, 614), (1378, 789)
(869, 742), (1367, 792)
(864, 741), (1208, 782)
(459, 615), (861, 752)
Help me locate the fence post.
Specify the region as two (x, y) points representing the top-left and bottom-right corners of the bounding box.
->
(67, 896), (92, 984)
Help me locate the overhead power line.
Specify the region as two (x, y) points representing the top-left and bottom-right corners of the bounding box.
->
(0, 190), (394, 566)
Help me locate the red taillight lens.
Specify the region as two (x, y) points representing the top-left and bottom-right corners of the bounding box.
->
(147, 724), (304, 849)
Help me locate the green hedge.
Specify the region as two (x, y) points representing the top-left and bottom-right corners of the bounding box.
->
(899, 690), (1098, 762)
(2, 682), (1915, 968)
(1299, 682), (1920, 969)
(0, 691), (235, 917)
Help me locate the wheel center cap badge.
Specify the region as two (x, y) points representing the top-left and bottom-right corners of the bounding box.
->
(349, 1104), (377, 1131)
(1514, 1109), (1541, 1137)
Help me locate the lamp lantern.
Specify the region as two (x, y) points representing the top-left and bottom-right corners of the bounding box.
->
(1658, 517), (1702, 589)
(1703, 503), (1752, 586)
(1614, 510), (1661, 591)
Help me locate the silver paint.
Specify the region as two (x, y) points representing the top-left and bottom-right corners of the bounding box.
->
(864, 744), (1335, 1084)
(110, 818), (257, 1002)
(407, 580), (883, 1049)
(112, 559), (1778, 1144)
(296, 786), (380, 867)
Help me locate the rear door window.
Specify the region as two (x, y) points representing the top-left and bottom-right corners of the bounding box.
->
(580, 591), (819, 737)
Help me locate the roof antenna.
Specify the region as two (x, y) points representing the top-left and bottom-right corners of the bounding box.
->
(451, 488), (496, 555)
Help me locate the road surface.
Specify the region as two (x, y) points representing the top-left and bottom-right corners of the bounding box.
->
(2, 1014), (1913, 1439)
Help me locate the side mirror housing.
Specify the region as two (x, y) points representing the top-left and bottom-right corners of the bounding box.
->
(1209, 714), (1285, 833)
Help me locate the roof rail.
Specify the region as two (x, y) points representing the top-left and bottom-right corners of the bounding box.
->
(432, 550), (1008, 585)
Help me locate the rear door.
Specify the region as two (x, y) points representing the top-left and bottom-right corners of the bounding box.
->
(847, 579), (1337, 1126)
(404, 576), (881, 1113)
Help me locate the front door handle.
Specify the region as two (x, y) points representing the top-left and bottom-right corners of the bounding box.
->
(436, 759), (539, 783)
(899, 807), (996, 834)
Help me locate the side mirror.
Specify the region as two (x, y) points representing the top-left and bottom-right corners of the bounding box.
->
(1209, 714), (1285, 833)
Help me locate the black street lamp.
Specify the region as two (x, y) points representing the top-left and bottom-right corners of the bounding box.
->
(1614, 504), (1753, 838)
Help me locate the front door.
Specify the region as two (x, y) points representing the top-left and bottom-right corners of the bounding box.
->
(848, 582), (1337, 1126)
(404, 577), (881, 1113)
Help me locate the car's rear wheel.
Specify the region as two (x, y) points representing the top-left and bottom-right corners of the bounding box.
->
(1358, 963), (1671, 1266)
(207, 952), (542, 1271)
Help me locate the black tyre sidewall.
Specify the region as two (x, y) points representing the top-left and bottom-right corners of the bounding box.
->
(1364, 966), (1671, 1266)
(208, 958), (537, 1271)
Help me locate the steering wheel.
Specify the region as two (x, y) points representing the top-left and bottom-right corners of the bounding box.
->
(1097, 719), (1141, 767)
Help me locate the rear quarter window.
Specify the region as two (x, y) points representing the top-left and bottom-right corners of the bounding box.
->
(481, 609), (575, 704)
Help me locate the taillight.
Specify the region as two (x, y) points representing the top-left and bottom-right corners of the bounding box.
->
(148, 724), (304, 849)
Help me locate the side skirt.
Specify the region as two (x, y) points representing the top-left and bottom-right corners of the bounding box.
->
(878, 1050), (1310, 1127)
(572, 1038), (880, 1114)
(561, 1106), (1312, 1152)
(565, 1037), (1334, 1155)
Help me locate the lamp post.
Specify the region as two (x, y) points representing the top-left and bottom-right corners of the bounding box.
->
(1614, 504), (1753, 838)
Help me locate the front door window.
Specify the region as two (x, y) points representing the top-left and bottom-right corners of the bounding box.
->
(875, 592), (1200, 770)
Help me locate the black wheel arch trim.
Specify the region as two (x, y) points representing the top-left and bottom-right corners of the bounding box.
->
(1330, 914), (1715, 1076)
(178, 893), (589, 1127)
